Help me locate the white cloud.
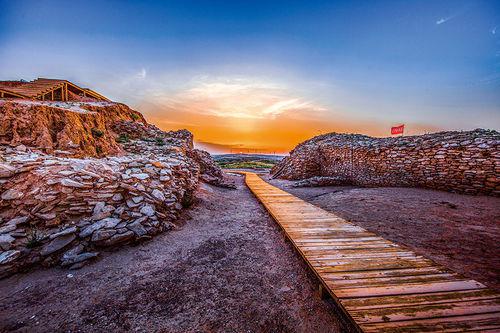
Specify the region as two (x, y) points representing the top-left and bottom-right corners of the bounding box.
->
(436, 17), (451, 25)
(156, 77), (327, 120)
(435, 6), (473, 26)
(492, 27), (497, 35)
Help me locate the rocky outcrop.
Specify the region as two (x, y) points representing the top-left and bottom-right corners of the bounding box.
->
(189, 149), (236, 188)
(272, 129), (499, 196)
(0, 100), (226, 278)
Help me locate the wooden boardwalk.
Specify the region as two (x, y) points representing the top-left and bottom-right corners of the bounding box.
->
(243, 172), (500, 332)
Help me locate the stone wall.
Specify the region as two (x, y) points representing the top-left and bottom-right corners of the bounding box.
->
(272, 129), (499, 196)
(0, 101), (228, 278)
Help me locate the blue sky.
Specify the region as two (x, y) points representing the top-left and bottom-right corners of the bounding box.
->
(1, 0), (499, 151)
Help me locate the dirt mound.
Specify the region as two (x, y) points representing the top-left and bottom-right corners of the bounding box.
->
(0, 100), (145, 157)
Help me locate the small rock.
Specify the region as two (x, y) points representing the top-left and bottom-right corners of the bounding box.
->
(1, 189), (23, 200)
(37, 212), (56, 221)
(0, 234), (15, 251)
(40, 233), (76, 256)
(15, 144), (27, 152)
(130, 173), (149, 180)
(91, 229), (117, 242)
(103, 231), (134, 246)
(93, 202), (106, 215)
(152, 161), (165, 168)
(0, 224), (17, 234)
(140, 204), (156, 217)
(8, 216), (29, 226)
(60, 178), (84, 188)
(126, 200), (140, 208)
(132, 196), (144, 204)
(0, 163), (16, 178)
(49, 226), (77, 240)
(151, 189), (165, 201)
(0, 250), (21, 264)
(79, 218), (121, 238)
(112, 193), (123, 201)
(128, 221), (148, 237)
(61, 252), (98, 266)
(62, 244), (85, 260)
(90, 210), (112, 221)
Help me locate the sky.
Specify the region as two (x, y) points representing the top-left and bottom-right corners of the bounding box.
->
(1, 0), (499, 153)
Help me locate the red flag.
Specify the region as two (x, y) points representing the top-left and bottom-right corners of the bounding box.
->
(391, 124), (404, 135)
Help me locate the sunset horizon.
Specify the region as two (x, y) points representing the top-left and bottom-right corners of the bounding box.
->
(2, 0), (499, 153)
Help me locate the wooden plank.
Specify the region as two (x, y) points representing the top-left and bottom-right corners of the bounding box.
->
(359, 312), (500, 333)
(329, 273), (465, 289)
(340, 289), (500, 310)
(243, 172), (500, 332)
(323, 267), (452, 281)
(350, 298), (500, 324)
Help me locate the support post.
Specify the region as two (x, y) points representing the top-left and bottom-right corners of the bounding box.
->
(319, 284), (330, 300)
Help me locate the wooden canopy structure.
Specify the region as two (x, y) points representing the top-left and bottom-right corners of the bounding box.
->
(0, 78), (110, 102)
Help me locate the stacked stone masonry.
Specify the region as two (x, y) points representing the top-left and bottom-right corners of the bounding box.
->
(272, 129), (499, 196)
(0, 100), (227, 278)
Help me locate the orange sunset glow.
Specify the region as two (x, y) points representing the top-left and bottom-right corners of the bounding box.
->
(137, 77), (443, 153)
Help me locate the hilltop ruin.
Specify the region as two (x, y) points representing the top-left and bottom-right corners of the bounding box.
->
(272, 130), (500, 196)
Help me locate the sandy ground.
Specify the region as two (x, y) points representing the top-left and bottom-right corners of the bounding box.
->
(267, 175), (500, 291)
(0, 175), (345, 333)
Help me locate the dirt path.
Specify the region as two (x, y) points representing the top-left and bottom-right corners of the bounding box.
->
(267, 176), (500, 291)
(0, 175), (343, 333)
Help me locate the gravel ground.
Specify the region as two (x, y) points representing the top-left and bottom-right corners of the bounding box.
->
(0, 175), (344, 333)
(267, 175), (500, 291)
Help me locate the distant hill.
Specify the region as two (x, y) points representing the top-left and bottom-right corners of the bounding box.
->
(213, 154), (285, 169)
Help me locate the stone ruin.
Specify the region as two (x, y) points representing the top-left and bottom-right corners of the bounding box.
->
(272, 129), (499, 196)
(0, 100), (231, 278)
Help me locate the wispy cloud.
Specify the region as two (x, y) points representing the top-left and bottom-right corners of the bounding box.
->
(137, 68), (147, 79)
(492, 26), (497, 35)
(155, 76), (327, 120)
(436, 17), (451, 25)
(435, 6), (471, 25)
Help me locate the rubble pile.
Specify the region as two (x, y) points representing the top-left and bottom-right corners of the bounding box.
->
(0, 100), (227, 278)
(291, 176), (351, 188)
(272, 129), (499, 196)
(188, 149), (236, 188)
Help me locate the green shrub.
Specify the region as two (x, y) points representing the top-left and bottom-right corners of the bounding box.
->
(91, 128), (104, 138)
(26, 227), (43, 249)
(181, 190), (195, 208)
(96, 146), (102, 155)
(155, 137), (165, 146)
(131, 113), (140, 121)
(116, 133), (130, 143)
